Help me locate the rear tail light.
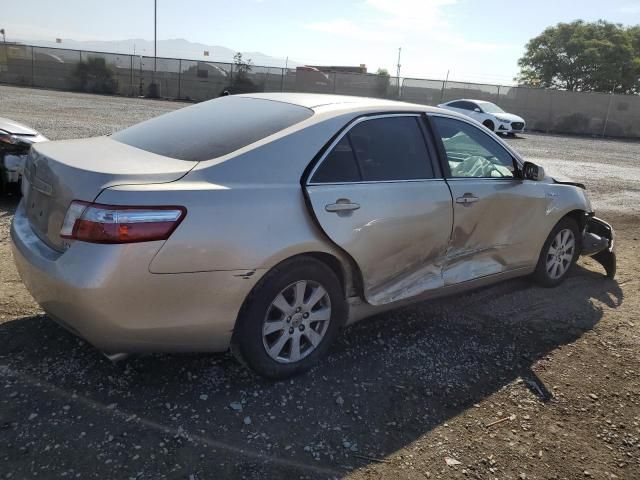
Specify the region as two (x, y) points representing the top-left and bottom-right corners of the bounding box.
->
(60, 201), (186, 244)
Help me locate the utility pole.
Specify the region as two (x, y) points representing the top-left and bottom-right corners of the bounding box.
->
(154, 0), (157, 74)
(440, 69), (450, 103)
(396, 47), (402, 98)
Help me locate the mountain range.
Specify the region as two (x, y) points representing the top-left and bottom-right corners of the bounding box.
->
(16, 37), (302, 68)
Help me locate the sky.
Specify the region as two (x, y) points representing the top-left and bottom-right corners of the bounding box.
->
(3, 0), (640, 83)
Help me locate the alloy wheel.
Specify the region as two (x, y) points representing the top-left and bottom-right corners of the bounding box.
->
(545, 228), (575, 280)
(262, 280), (331, 364)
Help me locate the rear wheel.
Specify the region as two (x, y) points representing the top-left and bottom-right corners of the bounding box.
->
(482, 120), (495, 132)
(533, 218), (580, 287)
(232, 257), (346, 379)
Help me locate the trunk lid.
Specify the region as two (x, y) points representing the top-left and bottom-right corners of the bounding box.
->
(23, 136), (196, 251)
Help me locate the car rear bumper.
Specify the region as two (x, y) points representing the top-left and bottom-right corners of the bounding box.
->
(10, 201), (264, 354)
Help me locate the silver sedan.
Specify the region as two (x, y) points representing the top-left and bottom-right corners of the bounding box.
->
(11, 93), (616, 378)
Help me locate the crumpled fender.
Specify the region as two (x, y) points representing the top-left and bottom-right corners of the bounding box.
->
(582, 216), (616, 279)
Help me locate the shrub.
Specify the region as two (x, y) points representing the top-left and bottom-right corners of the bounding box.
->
(72, 57), (118, 94)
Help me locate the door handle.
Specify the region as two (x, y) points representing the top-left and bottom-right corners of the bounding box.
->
(455, 194), (479, 205)
(325, 200), (360, 213)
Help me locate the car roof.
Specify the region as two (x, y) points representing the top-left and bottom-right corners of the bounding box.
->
(446, 99), (496, 105)
(237, 92), (444, 114)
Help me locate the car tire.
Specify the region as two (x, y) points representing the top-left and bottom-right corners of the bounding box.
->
(232, 256), (347, 379)
(533, 217), (581, 287)
(482, 120), (495, 132)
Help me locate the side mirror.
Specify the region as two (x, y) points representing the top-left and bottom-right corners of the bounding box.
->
(522, 161), (545, 181)
(473, 108), (482, 113)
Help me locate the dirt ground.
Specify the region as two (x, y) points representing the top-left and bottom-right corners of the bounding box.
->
(0, 85), (639, 479)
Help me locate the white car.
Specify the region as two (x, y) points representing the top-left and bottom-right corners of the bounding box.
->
(437, 99), (525, 136)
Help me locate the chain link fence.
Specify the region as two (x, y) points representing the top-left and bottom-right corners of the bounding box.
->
(2, 43), (639, 138)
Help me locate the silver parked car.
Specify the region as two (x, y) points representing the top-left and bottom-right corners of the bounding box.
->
(1, 117), (48, 195)
(11, 94), (615, 378)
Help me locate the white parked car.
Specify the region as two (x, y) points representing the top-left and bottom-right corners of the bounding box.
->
(437, 99), (525, 136)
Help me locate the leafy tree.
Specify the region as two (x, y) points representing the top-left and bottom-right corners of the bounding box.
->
(72, 57), (118, 94)
(376, 68), (390, 76)
(233, 52), (253, 79)
(517, 20), (640, 94)
(222, 52), (258, 95)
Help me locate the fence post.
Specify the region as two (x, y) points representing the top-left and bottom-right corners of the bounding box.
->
(129, 55), (133, 96)
(602, 91), (614, 138)
(546, 90), (553, 133)
(178, 59), (181, 99)
(31, 46), (35, 86)
(280, 67), (285, 92)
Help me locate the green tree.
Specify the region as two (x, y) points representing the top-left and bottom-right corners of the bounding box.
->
(517, 20), (640, 93)
(223, 52), (258, 95)
(233, 52), (253, 79)
(376, 68), (390, 76)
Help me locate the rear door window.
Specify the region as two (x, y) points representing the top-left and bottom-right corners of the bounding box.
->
(310, 136), (361, 183)
(311, 115), (434, 183)
(448, 101), (466, 109)
(112, 96), (313, 161)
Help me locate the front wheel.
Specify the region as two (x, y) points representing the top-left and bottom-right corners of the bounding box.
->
(482, 120), (495, 132)
(533, 218), (580, 287)
(232, 257), (347, 379)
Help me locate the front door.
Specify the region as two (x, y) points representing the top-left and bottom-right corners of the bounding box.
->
(305, 114), (453, 306)
(429, 114), (547, 285)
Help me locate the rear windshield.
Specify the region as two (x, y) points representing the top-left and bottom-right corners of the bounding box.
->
(112, 96), (313, 161)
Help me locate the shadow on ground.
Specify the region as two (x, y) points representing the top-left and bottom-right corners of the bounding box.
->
(0, 251), (622, 478)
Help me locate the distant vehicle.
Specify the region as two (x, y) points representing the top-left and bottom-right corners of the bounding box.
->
(438, 99), (525, 136)
(0, 118), (48, 195)
(293, 66), (330, 92)
(12, 94), (615, 379)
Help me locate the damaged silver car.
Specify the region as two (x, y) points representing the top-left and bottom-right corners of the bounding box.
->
(11, 93), (615, 379)
(0, 117), (48, 195)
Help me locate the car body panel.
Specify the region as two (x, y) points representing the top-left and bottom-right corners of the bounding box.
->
(11, 201), (266, 352)
(22, 137), (196, 251)
(443, 178), (547, 284)
(10, 93), (611, 356)
(0, 117), (40, 136)
(306, 180), (453, 305)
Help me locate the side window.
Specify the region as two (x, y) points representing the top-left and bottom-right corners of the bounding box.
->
(348, 116), (434, 181)
(460, 101), (478, 111)
(311, 116), (434, 183)
(431, 116), (515, 179)
(448, 101), (465, 109)
(311, 136), (361, 183)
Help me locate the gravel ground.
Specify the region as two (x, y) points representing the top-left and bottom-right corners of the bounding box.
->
(1, 85), (639, 479)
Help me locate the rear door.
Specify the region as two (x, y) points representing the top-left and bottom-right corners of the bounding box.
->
(305, 114), (453, 306)
(428, 114), (546, 285)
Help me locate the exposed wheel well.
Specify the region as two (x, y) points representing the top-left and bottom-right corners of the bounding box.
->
(555, 210), (588, 255)
(303, 251), (362, 299)
(564, 209), (588, 234)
